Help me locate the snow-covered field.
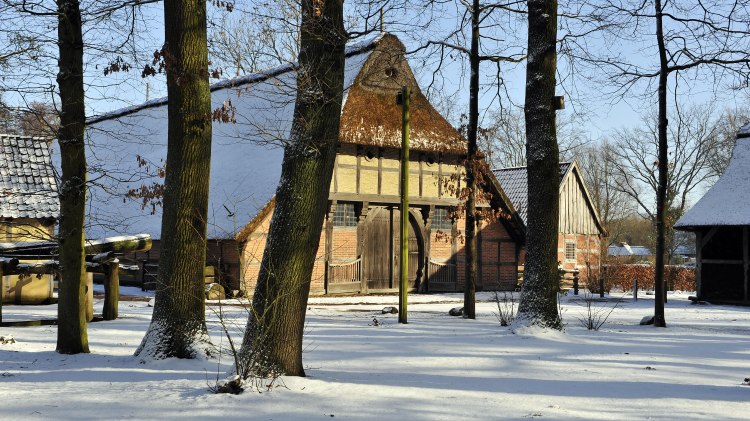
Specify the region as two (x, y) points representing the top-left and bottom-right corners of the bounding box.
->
(1, 289), (749, 420)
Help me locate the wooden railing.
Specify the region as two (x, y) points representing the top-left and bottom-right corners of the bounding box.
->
(328, 258), (361, 285)
(1, 234), (152, 324)
(428, 259), (457, 291)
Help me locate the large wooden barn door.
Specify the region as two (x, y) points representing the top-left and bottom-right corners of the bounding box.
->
(364, 207), (392, 290)
(364, 207), (424, 291)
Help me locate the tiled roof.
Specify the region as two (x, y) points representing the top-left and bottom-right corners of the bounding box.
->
(492, 163), (571, 224)
(0, 134), (59, 219)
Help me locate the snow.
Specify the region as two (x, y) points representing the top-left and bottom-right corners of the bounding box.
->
(676, 136), (750, 227)
(2, 292), (749, 420)
(81, 37), (378, 240)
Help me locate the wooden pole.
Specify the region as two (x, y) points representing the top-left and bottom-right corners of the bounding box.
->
(398, 85), (410, 324)
(102, 258), (120, 320)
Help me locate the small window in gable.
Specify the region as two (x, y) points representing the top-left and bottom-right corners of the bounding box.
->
(565, 241), (576, 261)
(433, 208), (453, 230)
(332, 203), (357, 227)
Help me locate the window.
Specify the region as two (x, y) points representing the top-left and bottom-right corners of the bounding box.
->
(565, 241), (576, 261)
(332, 203), (357, 227)
(433, 208), (453, 230)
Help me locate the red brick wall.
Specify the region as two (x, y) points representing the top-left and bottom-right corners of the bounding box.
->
(447, 216), (519, 291)
(558, 233), (601, 284)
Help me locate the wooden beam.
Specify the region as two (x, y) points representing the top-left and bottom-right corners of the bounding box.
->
(696, 230), (703, 299)
(700, 226), (719, 249)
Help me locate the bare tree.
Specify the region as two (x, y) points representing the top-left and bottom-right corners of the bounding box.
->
(563, 0), (750, 327)
(578, 140), (633, 245)
(207, 1), (299, 76)
(708, 107), (750, 179)
(482, 107), (589, 169)
(609, 105), (722, 264)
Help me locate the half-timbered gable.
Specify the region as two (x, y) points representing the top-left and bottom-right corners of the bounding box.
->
(494, 161), (606, 282)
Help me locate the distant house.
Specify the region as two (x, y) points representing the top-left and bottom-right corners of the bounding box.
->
(494, 161), (607, 281)
(0, 133), (59, 304)
(608, 242), (653, 262)
(675, 123), (750, 304)
(84, 34), (526, 296)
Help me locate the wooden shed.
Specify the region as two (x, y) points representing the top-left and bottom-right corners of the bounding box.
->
(494, 161), (607, 283)
(0, 134), (58, 304)
(84, 33), (526, 296)
(675, 123), (750, 304)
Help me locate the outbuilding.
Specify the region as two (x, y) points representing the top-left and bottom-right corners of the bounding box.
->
(675, 123), (750, 304)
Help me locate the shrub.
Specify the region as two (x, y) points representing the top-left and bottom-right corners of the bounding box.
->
(601, 264), (695, 292)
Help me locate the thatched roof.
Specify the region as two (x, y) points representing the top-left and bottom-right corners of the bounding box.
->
(340, 35), (464, 154)
(676, 123), (750, 229)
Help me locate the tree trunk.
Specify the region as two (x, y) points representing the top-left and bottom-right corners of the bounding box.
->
(135, 0), (212, 359)
(56, 0), (89, 354)
(240, 0), (346, 377)
(463, 0), (480, 320)
(515, 0), (562, 330)
(653, 0), (668, 327)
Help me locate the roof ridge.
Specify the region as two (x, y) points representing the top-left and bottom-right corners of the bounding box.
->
(87, 33), (387, 125)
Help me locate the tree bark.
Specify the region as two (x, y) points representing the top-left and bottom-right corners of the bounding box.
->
(241, 0), (346, 377)
(653, 0), (668, 327)
(135, 0), (212, 359)
(515, 0), (562, 330)
(55, 0), (89, 354)
(463, 0), (480, 320)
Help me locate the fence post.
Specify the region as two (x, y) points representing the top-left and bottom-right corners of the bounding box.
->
(103, 259), (119, 321)
(599, 277), (605, 298)
(573, 271), (579, 295)
(633, 278), (638, 301)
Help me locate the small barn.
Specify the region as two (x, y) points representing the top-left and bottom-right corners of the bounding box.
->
(494, 161), (607, 282)
(0, 133), (59, 304)
(84, 33), (526, 296)
(675, 123), (750, 304)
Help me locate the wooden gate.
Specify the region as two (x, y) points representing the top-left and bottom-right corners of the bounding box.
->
(363, 207), (423, 291)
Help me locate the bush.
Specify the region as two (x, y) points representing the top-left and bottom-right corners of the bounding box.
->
(601, 264), (695, 292)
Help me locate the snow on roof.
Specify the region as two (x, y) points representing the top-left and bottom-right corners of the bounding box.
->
(0, 134), (59, 220)
(676, 132), (750, 229)
(83, 36), (380, 240)
(608, 243), (652, 257)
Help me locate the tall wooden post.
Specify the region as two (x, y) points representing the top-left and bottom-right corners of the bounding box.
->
(398, 85), (410, 324)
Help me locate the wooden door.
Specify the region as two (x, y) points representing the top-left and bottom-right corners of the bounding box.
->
(364, 207), (392, 290)
(394, 211), (423, 290)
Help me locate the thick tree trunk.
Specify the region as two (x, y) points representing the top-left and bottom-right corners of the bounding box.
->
(56, 0), (89, 354)
(515, 0), (562, 329)
(135, 0), (212, 359)
(653, 0), (668, 327)
(241, 0), (346, 377)
(463, 0), (480, 320)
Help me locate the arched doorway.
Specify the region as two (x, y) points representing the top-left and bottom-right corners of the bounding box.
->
(363, 206), (424, 291)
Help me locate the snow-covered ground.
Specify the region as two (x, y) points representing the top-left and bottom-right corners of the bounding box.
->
(1, 290), (749, 420)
